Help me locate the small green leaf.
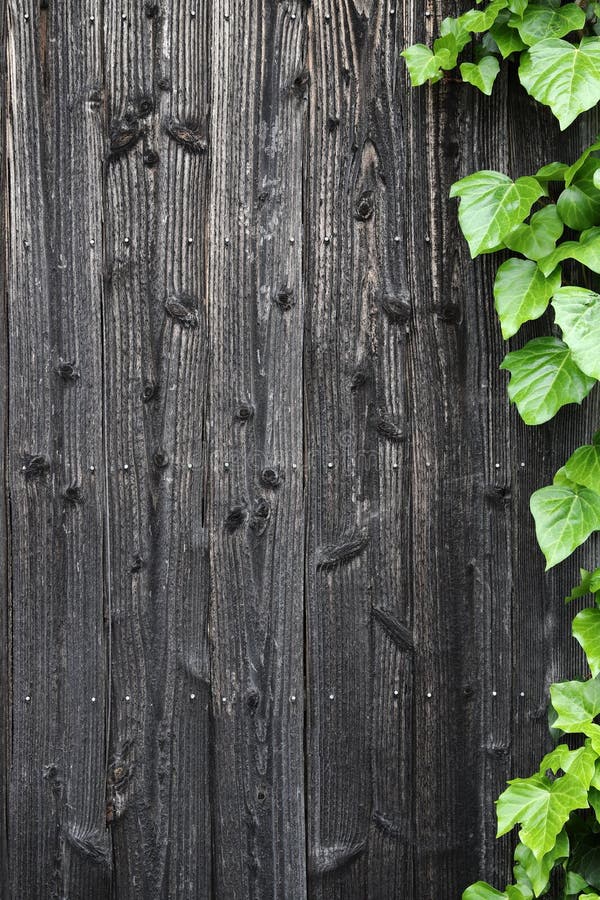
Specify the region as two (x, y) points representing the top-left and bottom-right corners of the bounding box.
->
(536, 161), (568, 183)
(440, 16), (472, 52)
(493, 259), (560, 339)
(565, 434), (600, 493)
(508, 0), (528, 15)
(401, 44), (443, 86)
(460, 56), (501, 95)
(504, 204), (564, 261)
(567, 568), (600, 603)
(433, 33), (461, 69)
(519, 38), (600, 130)
(496, 771), (588, 859)
(573, 608), (600, 677)
(460, 0), (510, 32)
(450, 171), (545, 257)
(513, 831), (569, 896)
(500, 337), (596, 426)
(552, 289), (600, 381)
(551, 675), (600, 746)
(462, 884), (532, 900)
(557, 160), (600, 230)
(489, 21), (527, 57)
(514, 4), (586, 46)
(539, 227), (600, 277)
(565, 136), (600, 187)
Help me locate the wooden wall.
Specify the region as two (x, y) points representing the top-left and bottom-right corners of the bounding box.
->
(1, 0), (598, 897)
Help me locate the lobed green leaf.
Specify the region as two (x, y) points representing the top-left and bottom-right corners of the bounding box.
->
(552, 290), (600, 381)
(494, 259), (560, 339)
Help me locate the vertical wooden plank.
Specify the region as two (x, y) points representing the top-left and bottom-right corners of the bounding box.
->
(206, 2), (307, 896)
(305, 2), (380, 896)
(400, 0), (515, 892)
(103, 1), (212, 895)
(6, 0), (108, 896)
(0, 0), (8, 892)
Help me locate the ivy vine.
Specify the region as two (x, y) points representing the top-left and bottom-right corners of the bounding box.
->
(403, 1), (600, 897)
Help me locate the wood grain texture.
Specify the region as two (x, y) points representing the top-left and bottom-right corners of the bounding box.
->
(2, 2), (598, 898)
(6, 1), (109, 897)
(103, 0), (212, 896)
(206, 2), (307, 897)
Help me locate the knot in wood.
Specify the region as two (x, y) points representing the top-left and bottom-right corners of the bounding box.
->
(130, 554), (144, 573)
(274, 286), (294, 310)
(22, 454), (50, 479)
(260, 466), (282, 488)
(381, 293), (411, 324)
(63, 483), (84, 505)
(143, 148), (159, 167)
(292, 68), (310, 98)
(236, 403), (254, 422)
(165, 118), (207, 154)
(153, 448), (169, 469)
(141, 380), (157, 402)
(350, 366), (368, 391)
(225, 504), (246, 532)
(144, 1), (160, 17)
(164, 295), (199, 328)
(56, 359), (79, 382)
(109, 117), (140, 156)
(354, 190), (374, 221)
(137, 96), (154, 118)
(250, 497), (270, 534)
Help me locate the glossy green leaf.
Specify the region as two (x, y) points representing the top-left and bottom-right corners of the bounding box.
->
(552, 289), (600, 381)
(504, 204), (563, 261)
(433, 33), (461, 69)
(513, 831), (569, 896)
(440, 16), (473, 51)
(401, 45), (443, 86)
(565, 137), (600, 187)
(539, 227), (600, 277)
(462, 883), (532, 900)
(460, 0), (510, 32)
(496, 771), (588, 859)
(500, 337), (596, 426)
(557, 161), (600, 230)
(573, 608), (600, 677)
(460, 56), (501, 94)
(508, 0), (528, 15)
(489, 21), (527, 57)
(493, 259), (560, 339)
(565, 434), (600, 492)
(531, 477), (600, 568)
(514, 4), (586, 46)
(519, 38), (600, 130)
(536, 161), (568, 183)
(450, 171), (545, 257)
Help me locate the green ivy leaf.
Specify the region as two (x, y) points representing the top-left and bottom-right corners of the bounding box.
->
(440, 16), (473, 52)
(508, 0), (528, 15)
(460, 56), (501, 95)
(462, 883), (532, 899)
(567, 568), (600, 603)
(530, 477), (600, 568)
(450, 172), (545, 257)
(539, 227), (600, 277)
(565, 137), (600, 187)
(513, 831), (569, 896)
(504, 204), (563, 261)
(552, 289), (600, 381)
(519, 38), (600, 130)
(496, 771), (588, 859)
(500, 337), (596, 426)
(513, 4), (586, 46)
(433, 33), (462, 69)
(573, 608), (600, 677)
(557, 161), (600, 231)
(493, 259), (560, 339)
(460, 0), (511, 33)
(536, 161), (569, 183)
(551, 676), (600, 748)
(565, 434), (600, 492)
(489, 21), (528, 57)
(401, 45), (443, 86)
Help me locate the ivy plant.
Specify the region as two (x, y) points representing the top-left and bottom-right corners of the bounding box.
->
(404, 2), (600, 896)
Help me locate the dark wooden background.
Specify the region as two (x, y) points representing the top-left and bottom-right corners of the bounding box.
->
(2, 1), (599, 898)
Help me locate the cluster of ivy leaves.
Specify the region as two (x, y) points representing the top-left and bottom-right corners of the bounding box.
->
(403, 3), (600, 898)
(402, 0), (600, 128)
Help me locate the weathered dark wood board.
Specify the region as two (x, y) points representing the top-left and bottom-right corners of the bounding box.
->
(1, 1), (599, 898)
